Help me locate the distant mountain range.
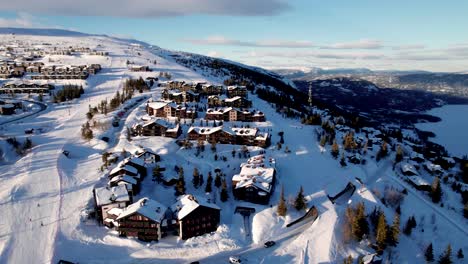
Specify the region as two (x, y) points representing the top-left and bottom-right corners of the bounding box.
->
(274, 67), (468, 99)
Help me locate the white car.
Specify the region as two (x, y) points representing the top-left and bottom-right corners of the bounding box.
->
(229, 256), (241, 263)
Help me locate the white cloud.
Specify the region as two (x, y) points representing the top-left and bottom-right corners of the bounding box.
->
(320, 39), (383, 50)
(184, 35), (314, 48)
(0, 12), (35, 28)
(391, 44), (426, 50)
(0, 0), (290, 18)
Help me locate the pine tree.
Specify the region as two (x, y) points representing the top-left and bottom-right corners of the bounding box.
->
(388, 213), (400, 246)
(431, 177), (442, 203)
(331, 140), (339, 159)
(340, 152), (347, 167)
(464, 202), (468, 219)
(376, 212), (388, 252)
(343, 255), (353, 264)
(395, 145), (404, 163)
(214, 172), (222, 188)
(220, 178), (228, 202)
(352, 202), (369, 241)
(294, 186), (307, 211)
(438, 244), (453, 264)
(425, 243), (434, 262)
(277, 185), (287, 216)
(175, 167), (186, 196)
(153, 165), (163, 183)
(320, 135), (327, 147)
(205, 172), (213, 193)
(192, 167), (200, 188)
(457, 249), (464, 259)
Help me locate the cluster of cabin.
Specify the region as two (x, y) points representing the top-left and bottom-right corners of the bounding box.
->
(146, 101), (197, 119)
(132, 118), (181, 138)
(129, 65), (151, 72)
(232, 155), (277, 205)
(93, 149), (220, 241)
(0, 81), (54, 94)
(205, 107), (265, 122)
(0, 99), (22, 115)
(29, 64), (101, 80)
(187, 126), (270, 147)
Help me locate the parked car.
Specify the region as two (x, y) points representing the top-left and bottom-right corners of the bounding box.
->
(24, 128), (34, 134)
(229, 256), (241, 264)
(264, 241), (276, 248)
(112, 119), (119, 127)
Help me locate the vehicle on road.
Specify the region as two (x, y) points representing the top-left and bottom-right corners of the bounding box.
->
(229, 256), (241, 263)
(264, 241), (276, 248)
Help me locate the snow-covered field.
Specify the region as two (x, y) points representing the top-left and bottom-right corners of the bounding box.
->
(0, 32), (466, 264)
(416, 104), (468, 158)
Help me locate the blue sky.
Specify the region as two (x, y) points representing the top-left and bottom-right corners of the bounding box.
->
(1, 0), (468, 72)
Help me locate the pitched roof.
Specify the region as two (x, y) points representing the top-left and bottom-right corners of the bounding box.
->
(109, 175), (137, 185)
(110, 164), (138, 176)
(94, 185), (130, 206)
(187, 126), (223, 135)
(171, 194), (220, 220)
(116, 198), (167, 223)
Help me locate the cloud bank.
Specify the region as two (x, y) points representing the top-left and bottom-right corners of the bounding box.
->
(0, 0), (290, 17)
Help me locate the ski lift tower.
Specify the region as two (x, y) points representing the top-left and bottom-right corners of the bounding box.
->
(308, 82), (313, 112)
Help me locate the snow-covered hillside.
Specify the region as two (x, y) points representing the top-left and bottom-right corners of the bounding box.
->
(0, 30), (466, 264)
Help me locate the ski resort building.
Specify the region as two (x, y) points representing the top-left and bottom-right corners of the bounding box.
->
(132, 119), (181, 138)
(232, 155), (277, 204)
(205, 107), (265, 122)
(93, 185), (131, 224)
(170, 194), (221, 240)
(114, 198), (167, 241)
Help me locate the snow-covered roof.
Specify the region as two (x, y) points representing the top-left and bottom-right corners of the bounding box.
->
(187, 126), (223, 135)
(147, 101), (169, 110)
(109, 175), (137, 185)
(110, 164), (138, 176)
(407, 175), (430, 187)
(206, 107), (232, 115)
(116, 198), (167, 223)
(401, 163), (419, 176)
(171, 194), (220, 220)
(233, 155), (276, 193)
(94, 185), (130, 206)
(224, 96), (241, 103)
(123, 156), (145, 167)
(227, 127), (258, 137)
(424, 161), (443, 173)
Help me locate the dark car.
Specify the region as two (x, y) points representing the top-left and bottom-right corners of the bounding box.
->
(264, 241), (276, 248)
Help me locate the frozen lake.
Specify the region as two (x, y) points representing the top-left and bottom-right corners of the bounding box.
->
(416, 104), (468, 158)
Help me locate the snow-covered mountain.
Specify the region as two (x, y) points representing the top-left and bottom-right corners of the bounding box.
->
(0, 28), (466, 264)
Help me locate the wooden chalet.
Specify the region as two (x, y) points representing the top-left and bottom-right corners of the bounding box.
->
(115, 198), (167, 241)
(205, 107), (265, 122)
(170, 194), (220, 240)
(146, 101), (197, 119)
(0, 81), (54, 94)
(187, 126), (270, 147)
(222, 96), (252, 108)
(232, 155), (276, 205)
(187, 126), (234, 144)
(135, 148), (161, 164)
(108, 175), (139, 196)
(133, 119), (181, 138)
(129, 65), (151, 72)
(226, 86), (248, 98)
(200, 84), (223, 96)
(93, 185), (131, 224)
